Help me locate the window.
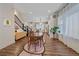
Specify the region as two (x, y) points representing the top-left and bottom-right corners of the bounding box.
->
(35, 23), (45, 31)
(58, 4), (79, 39)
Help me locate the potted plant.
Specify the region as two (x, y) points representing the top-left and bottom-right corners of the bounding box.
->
(50, 26), (60, 39)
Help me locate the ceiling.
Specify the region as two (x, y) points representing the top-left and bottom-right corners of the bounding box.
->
(14, 3), (66, 22)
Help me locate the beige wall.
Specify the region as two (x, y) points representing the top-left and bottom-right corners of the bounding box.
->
(0, 4), (15, 49)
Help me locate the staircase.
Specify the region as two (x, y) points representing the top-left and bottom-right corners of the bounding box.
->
(14, 15), (32, 40)
(14, 15), (26, 31)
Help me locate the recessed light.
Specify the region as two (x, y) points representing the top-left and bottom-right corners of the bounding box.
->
(29, 12), (32, 14)
(14, 10), (17, 15)
(48, 10), (51, 13)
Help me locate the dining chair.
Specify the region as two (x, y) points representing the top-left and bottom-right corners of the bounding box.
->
(28, 31), (39, 52)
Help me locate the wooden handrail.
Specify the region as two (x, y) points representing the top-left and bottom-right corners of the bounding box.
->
(14, 15), (25, 30)
(14, 15), (23, 25)
(14, 15), (32, 32)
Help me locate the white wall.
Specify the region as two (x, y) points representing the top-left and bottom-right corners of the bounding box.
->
(0, 4), (15, 49)
(48, 15), (57, 38)
(58, 4), (79, 53)
(59, 35), (79, 53)
(14, 10), (24, 23)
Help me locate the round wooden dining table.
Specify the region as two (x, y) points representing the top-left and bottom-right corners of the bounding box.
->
(24, 32), (45, 55)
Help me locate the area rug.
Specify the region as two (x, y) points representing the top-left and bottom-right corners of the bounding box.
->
(19, 50), (42, 56)
(19, 41), (44, 56)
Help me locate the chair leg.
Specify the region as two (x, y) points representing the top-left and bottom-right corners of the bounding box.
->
(41, 53), (43, 56)
(40, 40), (41, 47)
(28, 42), (30, 50)
(34, 43), (36, 52)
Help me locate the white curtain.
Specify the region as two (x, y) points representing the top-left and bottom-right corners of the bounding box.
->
(58, 4), (79, 39)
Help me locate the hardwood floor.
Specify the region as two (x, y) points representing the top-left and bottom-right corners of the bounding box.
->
(0, 33), (79, 56)
(43, 33), (79, 56)
(0, 37), (28, 56)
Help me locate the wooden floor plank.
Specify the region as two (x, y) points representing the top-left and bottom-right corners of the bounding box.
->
(43, 33), (79, 56)
(0, 33), (79, 56)
(0, 37), (28, 56)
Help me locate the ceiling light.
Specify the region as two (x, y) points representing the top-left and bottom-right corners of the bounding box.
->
(29, 12), (32, 14)
(48, 10), (51, 13)
(14, 10), (17, 15)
